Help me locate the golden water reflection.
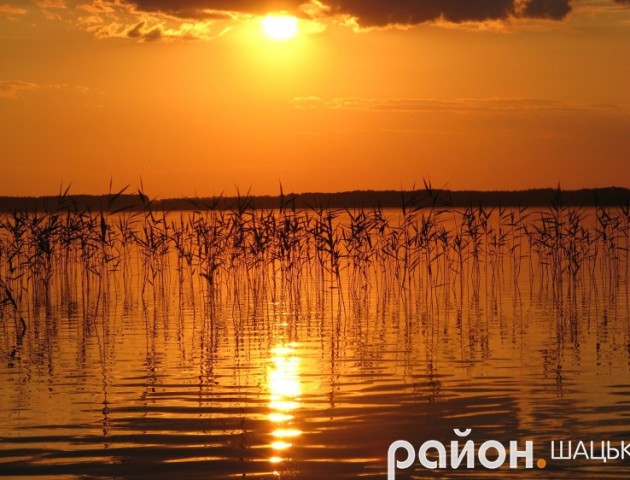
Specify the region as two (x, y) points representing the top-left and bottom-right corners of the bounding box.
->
(267, 342), (302, 466)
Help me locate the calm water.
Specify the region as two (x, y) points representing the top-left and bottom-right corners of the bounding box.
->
(0, 208), (629, 479)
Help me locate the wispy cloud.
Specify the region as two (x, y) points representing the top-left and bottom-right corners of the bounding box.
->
(0, 80), (95, 100)
(0, 3), (28, 15)
(74, 0), (229, 41)
(293, 96), (629, 115)
(82, 17), (229, 41)
(36, 0), (67, 8)
(0, 81), (39, 99)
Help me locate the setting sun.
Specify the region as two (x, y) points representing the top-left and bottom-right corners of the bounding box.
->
(262, 15), (299, 41)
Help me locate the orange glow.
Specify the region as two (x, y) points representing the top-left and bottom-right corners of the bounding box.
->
(271, 441), (292, 450)
(269, 413), (293, 423)
(267, 343), (303, 464)
(272, 428), (302, 439)
(1, 2), (629, 196)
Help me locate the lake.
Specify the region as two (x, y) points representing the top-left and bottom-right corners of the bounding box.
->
(0, 207), (628, 478)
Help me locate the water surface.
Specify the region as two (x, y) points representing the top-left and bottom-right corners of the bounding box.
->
(0, 208), (628, 479)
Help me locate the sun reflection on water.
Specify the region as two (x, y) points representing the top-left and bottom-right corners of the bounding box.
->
(267, 342), (302, 465)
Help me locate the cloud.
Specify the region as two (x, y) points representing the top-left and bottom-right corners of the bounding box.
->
(292, 96), (629, 115)
(0, 81), (97, 99)
(121, 0), (574, 25)
(126, 20), (162, 40)
(123, 19), (224, 40)
(330, 0), (575, 25)
(0, 3), (28, 15)
(75, 0), (225, 41)
(126, 0), (305, 20)
(519, 0), (571, 19)
(329, 0), (515, 26)
(84, 16), (225, 40)
(6, 0), (624, 41)
(36, 0), (67, 8)
(0, 81), (39, 99)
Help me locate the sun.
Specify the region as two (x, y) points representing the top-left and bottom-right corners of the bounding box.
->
(262, 15), (299, 41)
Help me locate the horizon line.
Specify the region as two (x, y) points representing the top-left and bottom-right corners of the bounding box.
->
(1, 185), (629, 201)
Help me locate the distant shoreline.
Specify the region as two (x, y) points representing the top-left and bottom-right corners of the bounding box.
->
(0, 187), (628, 212)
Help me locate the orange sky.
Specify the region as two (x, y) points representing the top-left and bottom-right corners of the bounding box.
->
(0, 0), (629, 196)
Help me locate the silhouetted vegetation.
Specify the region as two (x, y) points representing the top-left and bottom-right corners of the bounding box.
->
(1, 184), (627, 338)
(0, 187), (628, 212)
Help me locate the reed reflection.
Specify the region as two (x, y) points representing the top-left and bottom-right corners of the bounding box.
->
(0, 206), (629, 479)
(267, 342), (302, 466)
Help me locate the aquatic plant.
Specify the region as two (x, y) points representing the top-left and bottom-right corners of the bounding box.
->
(0, 184), (626, 324)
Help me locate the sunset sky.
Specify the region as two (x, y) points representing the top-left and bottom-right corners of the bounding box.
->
(1, 0), (629, 196)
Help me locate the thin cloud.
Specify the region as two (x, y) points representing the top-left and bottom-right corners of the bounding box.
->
(128, 0), (305, 20)
(36, 0), (67, 8)
(74, 0), (230, 41)
(0, 3), (28, 14)
(292, 96), (629, 115)
(0, 80), (39, 99)
(84, 16), (226, 41)
(0, 81), (97, 99)
(124, 19), (225, 41)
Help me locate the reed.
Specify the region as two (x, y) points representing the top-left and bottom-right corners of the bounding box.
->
(0, 184), (626, 327)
